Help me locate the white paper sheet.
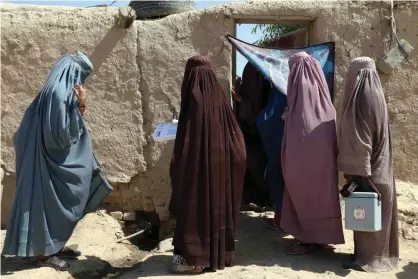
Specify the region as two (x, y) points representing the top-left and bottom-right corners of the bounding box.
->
(153, 120), (178, 141)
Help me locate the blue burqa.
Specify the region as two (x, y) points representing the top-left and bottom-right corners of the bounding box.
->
(256, 87), (287, 212)
(2, 52), (113, 257)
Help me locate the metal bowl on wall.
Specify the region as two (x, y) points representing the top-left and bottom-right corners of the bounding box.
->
(128, 1), (196, 20)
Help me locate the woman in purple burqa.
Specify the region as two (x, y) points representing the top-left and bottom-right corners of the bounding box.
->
(281, 52), (344, 255)
(337, 57), (399, 272)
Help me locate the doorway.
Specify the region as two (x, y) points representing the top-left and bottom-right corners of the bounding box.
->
(231, 22), (311, 212)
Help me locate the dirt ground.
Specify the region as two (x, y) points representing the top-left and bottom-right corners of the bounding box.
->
(1, 181), (418, 279)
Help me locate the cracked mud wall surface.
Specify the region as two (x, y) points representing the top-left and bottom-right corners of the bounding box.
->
(1, 1), (418, 227)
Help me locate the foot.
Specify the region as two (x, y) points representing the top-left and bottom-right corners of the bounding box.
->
(286, 242), (313, 255)
(171, 254), (204, 274)
(342, 261), (364, 272)
(171, 265), (204, 274)
(56, 246), (81, 259)
(260, 216), (285, 233)
(249, 203), (264, 213)
(38, 256), (70, 271)
(285, 243), (329, 255)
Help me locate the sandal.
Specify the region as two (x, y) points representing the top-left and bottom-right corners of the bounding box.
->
(56, 246), (81, 259)
(286, 243), (335, 255)
(286, 242), (313, 255)
(286, 242), (328, 255)
(260, 216), (285, 233)
(342, 261), (365, 272)
(39, 256), (70, 271)
(171, 254), (204, 274)
(170, 266), (204, 274)
(241, 203), (264, 213)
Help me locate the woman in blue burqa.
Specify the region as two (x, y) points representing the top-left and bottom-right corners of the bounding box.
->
(2, 52), (112, 271)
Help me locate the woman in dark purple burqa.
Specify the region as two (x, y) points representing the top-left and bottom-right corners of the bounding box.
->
(169, 55), (247, 274)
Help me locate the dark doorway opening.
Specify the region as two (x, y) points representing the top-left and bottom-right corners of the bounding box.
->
(232, 23), (310, 212)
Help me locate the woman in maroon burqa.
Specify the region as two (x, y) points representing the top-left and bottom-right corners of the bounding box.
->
(338, 57), (399, 272)
(281, 52), (344, 255)
(169, 55), (247, 274)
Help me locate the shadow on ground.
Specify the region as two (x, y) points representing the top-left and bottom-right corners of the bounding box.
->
(1, 255), (142, 279)
(1, 257), (39, 275)
(115, 213), (353, 278)
(396, 261), (418, 279)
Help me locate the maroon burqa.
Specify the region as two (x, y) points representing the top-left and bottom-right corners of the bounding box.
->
(169, 56), (247, 270)
(281, 52), (344, 244)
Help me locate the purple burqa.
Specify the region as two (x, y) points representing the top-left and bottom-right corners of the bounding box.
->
(281, 52), (344, 244)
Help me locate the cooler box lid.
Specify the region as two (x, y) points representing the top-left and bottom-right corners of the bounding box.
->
(345, 192), (378, 199)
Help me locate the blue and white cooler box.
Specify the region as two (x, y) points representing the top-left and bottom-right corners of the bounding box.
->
(344, 192), (382, 232)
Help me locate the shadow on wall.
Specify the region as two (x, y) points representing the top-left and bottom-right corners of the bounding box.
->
(86, 25), (130, 84)
(1, 173), (16, 229)
(135, 140), (175, 222)
(103, 141), (175, 220)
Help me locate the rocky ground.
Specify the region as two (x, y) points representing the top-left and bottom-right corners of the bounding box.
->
(1, 180), (417, 279)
